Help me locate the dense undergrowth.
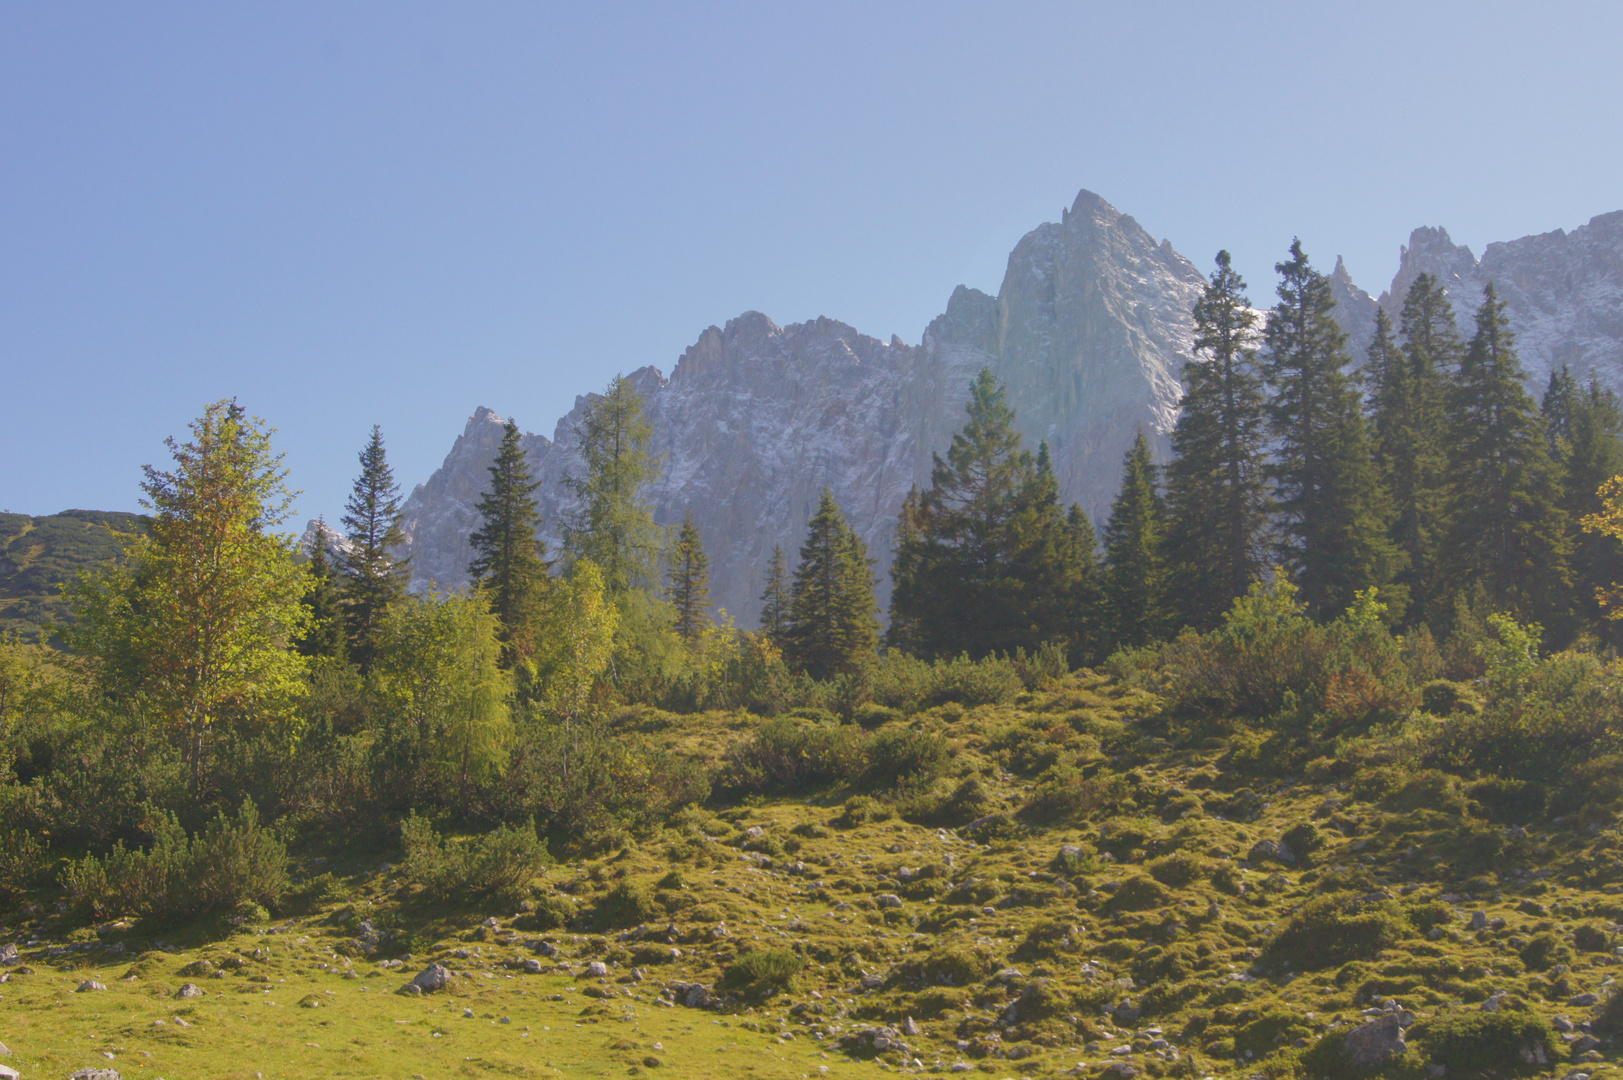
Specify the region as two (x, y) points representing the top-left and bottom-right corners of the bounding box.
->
(5, 579), (1623, 1078)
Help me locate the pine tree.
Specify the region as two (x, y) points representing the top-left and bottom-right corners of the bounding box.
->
(468, 419), (550, 665)
(562, 374), (661, 605)
(1064, 503), (1104, 663)
(667, 514), (711, 646)
(1550, 374), (1623, 643)
(1371, 273), (1459, 625)
(336, 425), (410, 672)
(1163, 250), (1270, 630)
(297, 521), (348, 660)
(784, 489), (878, 679)
(1101, 431), (1166, 650)
(1442, 283), (1572, 630)
(758, 544), (790, 645)
(1542, 365), (1580, 451)
(887, 370), (1090, 658)
(1261, 240), (1396, 618)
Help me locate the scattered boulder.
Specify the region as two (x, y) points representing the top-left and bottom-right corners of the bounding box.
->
(68, 1071), (122, 1080)
(0, 944), (16, 965)
(901, 1016), (920, 1036)
(1248, 838), (1295, 865)
(1342, 1014), (1407, 1069)
(1101, 1064), (1138, 1080)
(407, 963), (452, 993)
(1570, 993), (1600, 1007)
(876, 894), (903, 909)
(0, 1064), (15, 1080)
(666, 981), (715, 1009)
(175, 983), (204, 998)
(521, 958), (543, 974)
(585, 961), (609, 977)
(76, 980), (107, 993)
(1470, 911), (1488, 931)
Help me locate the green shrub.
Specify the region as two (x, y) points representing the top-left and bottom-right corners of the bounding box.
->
(852, 702), (902, 729)
(914, 987), (969, 1017)
(1020, 769), (1133, 824)
(1594, 989), (1623, 1037)
(919, 944), (994, 986)
(1410, 1011), (1558, 1076)
(399, 815), (550, 904)
(594, 880), (659, 931)
(1011, 920), (1079, 962)
(898, 777), (994, 828)
(0, 823), (50, 899)
(1107, 875), (1173, 912)
(862, 727), (949, 790)
(1281, 822), (1326, 862)
(62, 798), (288, 921)
(1383, 769), (1470, 815)
(1467, 777), (1548, 824)
(1147, 853), (1207, 888)
(714, 718), (866, 796)
(833, 795), (892, 828)
(1518, 931), (1571, 972)
(1574, 923), (1611, 952)
(1265, 895), (1409, 969)
(528, 894), (575, 930)
(1420, 679), (1482, 716)
(718, 947), (801, 1000)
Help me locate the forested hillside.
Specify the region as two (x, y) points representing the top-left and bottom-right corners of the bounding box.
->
(0, 509), (144, 642)
(5, 246), (1623, 1080)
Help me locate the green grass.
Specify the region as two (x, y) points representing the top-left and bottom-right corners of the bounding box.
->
(8, 671), (1623, 1078)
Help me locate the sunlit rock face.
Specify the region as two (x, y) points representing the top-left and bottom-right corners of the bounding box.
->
(398, 195), (1623, 628)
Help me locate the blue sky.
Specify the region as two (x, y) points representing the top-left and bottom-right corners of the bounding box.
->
(4, 2), (1620, 522)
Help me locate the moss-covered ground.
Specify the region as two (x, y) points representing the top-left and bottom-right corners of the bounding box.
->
(6, 672), (1623, 1080)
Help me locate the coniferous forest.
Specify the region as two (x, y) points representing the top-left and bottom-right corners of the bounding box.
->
(8, 248), (1623, 1078)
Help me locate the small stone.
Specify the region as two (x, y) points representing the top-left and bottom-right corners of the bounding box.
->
(76, 979), (108, 992)
(743, 826), (765, 840)
(176, 983), (204, 998)
(876, 894), (903, 909)
(1248, 838), (1296, 864)
(522, 958), (542, 974)
(901, 1016), (920, 1036)
(1570, 993), (1600, 1007)
(585, 961), (609, 977)
(408, 963), (452, 993)
(1471, 911), (1488, 931)
(68, 1071), (122, 1080)
(1555, 1016), (1575, 1032)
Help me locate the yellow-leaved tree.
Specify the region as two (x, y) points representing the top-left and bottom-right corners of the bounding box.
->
(1582, 476), (1623, 617)
(68, 401), (309, 791)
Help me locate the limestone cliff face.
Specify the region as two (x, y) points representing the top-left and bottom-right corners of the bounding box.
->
(931, 189), (1207, 523)
(1379, 212), (1623, 388)
(396, 195), (1623, 629)
(398, 190), (1206, 624)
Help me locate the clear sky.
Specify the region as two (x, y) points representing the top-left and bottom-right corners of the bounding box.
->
(4, 2), (1621, 523)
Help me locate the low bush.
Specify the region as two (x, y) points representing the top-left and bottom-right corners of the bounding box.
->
(919, 944), (994, 986)
(1518, 931), (1571, 972)
(862, 726), (949, 790)
(62, 798), (288, 921)
(1265, 895), (1409, 969)
(1106, 875), (1173, 912)
(1410, 1011), (1559, 1076)
(718, 947), (801, 1001)
(1467, 777), (1548, 824)
(1011, 920), (1080, 962)
(833, 795), (892, 828)
(594, 879), (659, 931)
(1420, 679), (1482, 716)
(714, 718), (866, 796)
(1147, 853), (1208, 888)
(399, 815), (550, 905)
(1574, 923), (1611, 952)
(898, 777), (994, 828)
(1020, 769), (1133, 824)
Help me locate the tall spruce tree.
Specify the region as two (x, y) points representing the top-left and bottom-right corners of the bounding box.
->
(1163, 251), (1270, 630)
(1261, 240), (1396, 618)
(1370, 273), (1459, 625)
(336, 425), (410, 672)
(759, 544), (790, 645)
(297, 520), (348, 661)
(667, 514), (711, 646)
(1442, 284), (1572, 631)
(1101, 431), (1166, 650)
(1542, 365), (1580, 450)
(784, 489), (878, 679)
(468, 419), (550, 665)
(888, 370), (1091, 659)
(1549, 373), (1623, 643)
(563, 375), (662, 607)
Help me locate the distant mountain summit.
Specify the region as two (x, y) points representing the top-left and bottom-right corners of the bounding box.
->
(389, 192), (1623, 627)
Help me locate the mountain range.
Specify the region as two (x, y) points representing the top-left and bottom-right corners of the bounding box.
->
(389, 190), (1623, 626)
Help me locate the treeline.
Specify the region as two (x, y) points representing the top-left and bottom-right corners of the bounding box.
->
(6, 240), (1623, 910)
(884, 244), (1623, 662)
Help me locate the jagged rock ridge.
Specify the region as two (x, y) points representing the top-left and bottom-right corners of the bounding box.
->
(392, 195), (1623, 628)
(398, 190), (1207, 625)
